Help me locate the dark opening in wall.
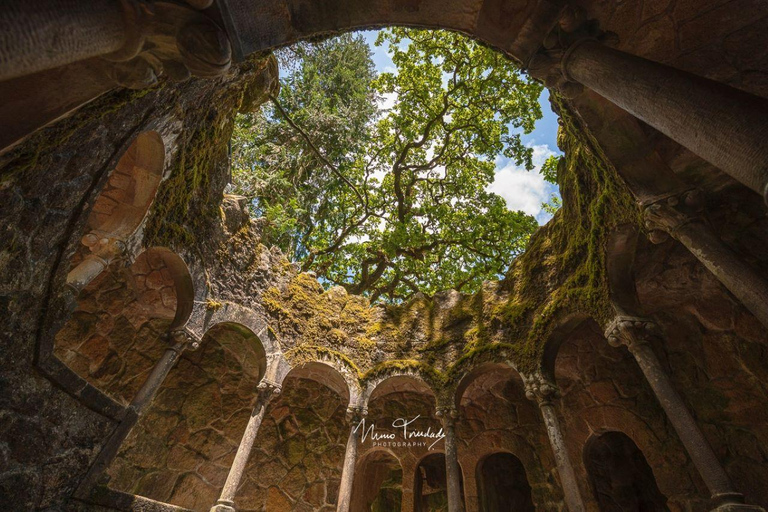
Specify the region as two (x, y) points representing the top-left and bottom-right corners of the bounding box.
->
(585, 431), (670, 512)
(415, 453), (465, 512)
(477, 452), (534, 512)
(352, 450), (403, 512)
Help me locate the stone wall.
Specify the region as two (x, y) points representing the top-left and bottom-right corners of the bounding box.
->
(576, 0), (768, 98)
(636, 237), (768, 506)
(0, 55), (279, 510)
(2, 2), (768, 510)
(54, 250), (179, 405)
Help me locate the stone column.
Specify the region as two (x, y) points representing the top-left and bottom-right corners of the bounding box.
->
(211, 380), (281, 512)
(336, 406), (366, 512)
(131, 329), (200, 411)
(76, 328), (200, 497)
(529, 26), (768, 203)
(523, 375), (585, 512)
(0, 0), (131, 80)
(66, 237), (126, 294)
(567, 41), (768, 202)
(436, 406), (464, 512)
(1, 0), (233, 88)
(606, 316), (765, 512)
(643, 189), (768, 330)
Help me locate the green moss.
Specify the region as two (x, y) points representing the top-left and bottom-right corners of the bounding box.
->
(284, 345), (362, 377)
(361, 359), (444, 389)
(1, 86), (158, 186)
(205, 299), (223, 311)
(143, 56), (276, 249)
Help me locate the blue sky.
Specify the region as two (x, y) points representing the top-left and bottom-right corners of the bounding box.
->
(361, 30), (561, 224)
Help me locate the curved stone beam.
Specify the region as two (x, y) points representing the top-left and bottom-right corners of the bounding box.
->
(196, 301), (280, 354)
(450, 360), (519, 410)
(217, 0), (564, 65)
(276, 354), (363, 408)
(362, 369), (438, 410)
(539, 312), (600, 382)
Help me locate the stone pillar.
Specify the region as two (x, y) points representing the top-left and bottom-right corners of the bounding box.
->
(643, 189), (768, 330)
(66, 237), (125, 294)
(0, 0), (130, 80)
(76, 328), (200, 497)
(1, 0), (232, 88)
(523, 374), (585, 512)
(606, 316), (765, 512)
(131, 330), (200, 411)
(568, 41), (768, 202)
(529, 25), (768, 203)
(336, 406), (366, 512)
(436, 406), (464, 512)
(211, 380), (281, 512)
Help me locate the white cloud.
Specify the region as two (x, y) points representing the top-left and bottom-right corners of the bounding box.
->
(379, 92), (398, 111)
(487, 144), (559, 223)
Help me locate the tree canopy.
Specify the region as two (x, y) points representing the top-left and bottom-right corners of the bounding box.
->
(231, 29), (546, 302)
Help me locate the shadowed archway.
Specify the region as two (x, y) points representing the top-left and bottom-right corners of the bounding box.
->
(476, 452), (534, 512)
(585, 431), (670, 512)
(351, 449), (404, 512)
(414, 452), (465, 512)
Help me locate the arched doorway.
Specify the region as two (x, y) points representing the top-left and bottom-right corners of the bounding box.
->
(585, 431), (670, 512)
(477, 452), (534, 512)
(351, 450), (403, 512)
(414, 453), (465, 512)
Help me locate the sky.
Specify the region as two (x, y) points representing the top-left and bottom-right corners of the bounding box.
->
(361, 30), (562, 224)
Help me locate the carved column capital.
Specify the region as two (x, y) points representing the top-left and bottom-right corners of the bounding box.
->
(255, 380), (280, 410)
(345, 405), (367, 424)
(435, 405), (459, 426)
(103, 0), (232, 89)
(643, 189), (706, 243)
(526, 6), (618, 98)
(523, 373), (560, 406)
(168, 328), (202, 352)
(604, 315), (658, 350)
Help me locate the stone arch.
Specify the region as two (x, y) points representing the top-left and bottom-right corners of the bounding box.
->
(199, 321), (268, 385)
(85, 130), (164, 240)
(104, 321), (268, 510)
(413, 451), (466, 512)
(66, 131), (165, 291)
(350, 448), (404, 512)
(476, 451), (535, 512)
(540, 312), (602, 382)
(279, 360), (354, 406)
(200, 302), (281, 358)
(217, 0), (556, 67)
(130, 247), (194, 331)
(583, 430), (670, 512)
(453, 361), (517, 410)
(363, 370), (438, 409)
(243, 357), (356, 510)
(551, 317), (707, 510)
(455, 363), (561, 510)
(53, 246), (195, 404)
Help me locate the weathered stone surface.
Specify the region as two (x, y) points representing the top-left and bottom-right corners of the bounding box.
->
(2, 3), (768, 511)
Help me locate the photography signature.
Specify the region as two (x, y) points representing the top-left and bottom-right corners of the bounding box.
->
(354, 415), (445, 450)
